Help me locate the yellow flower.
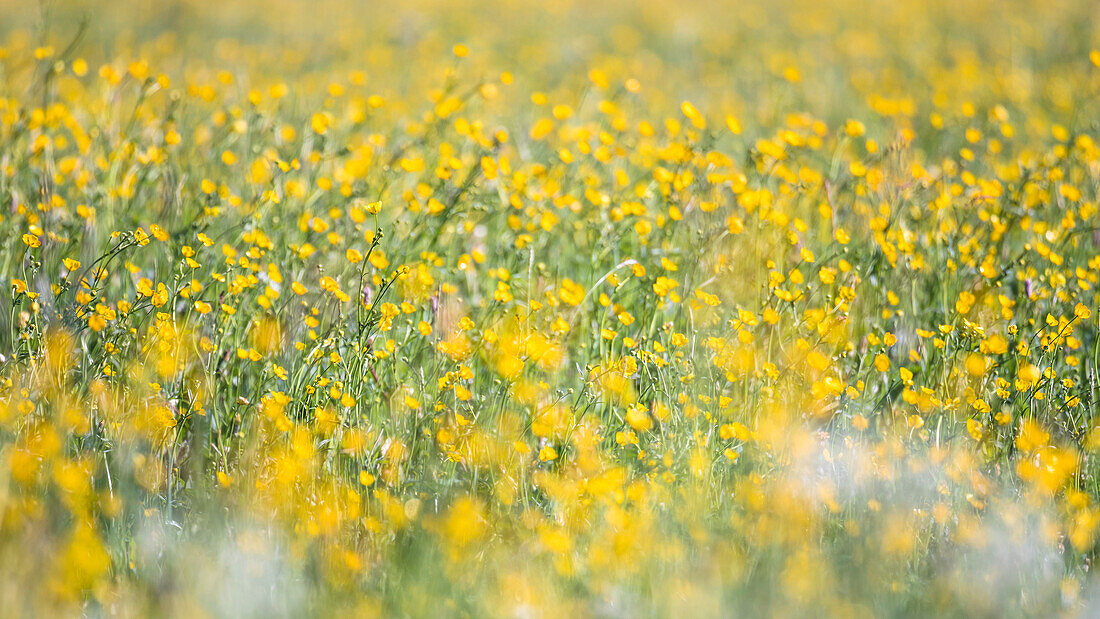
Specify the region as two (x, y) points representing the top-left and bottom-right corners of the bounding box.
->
(311, 112), (330, 134)
(559, 278), (585, 306)
(874, 354), (890, 372)
(625, 405), (653, 431)
(136, 278), (154, 297)
(982, 334), (1009, 355)
(87, 314), (107, 332)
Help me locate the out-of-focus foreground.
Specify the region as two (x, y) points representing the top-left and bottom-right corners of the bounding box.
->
(1, 0), (1100, 615)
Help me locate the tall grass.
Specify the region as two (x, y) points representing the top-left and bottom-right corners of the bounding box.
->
(0, 0), (1099, 614)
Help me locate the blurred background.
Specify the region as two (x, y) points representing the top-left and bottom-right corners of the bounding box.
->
(1, 0), (1096, 132)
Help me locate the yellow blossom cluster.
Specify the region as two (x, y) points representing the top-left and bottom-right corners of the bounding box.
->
(0, 0), (1099, 614)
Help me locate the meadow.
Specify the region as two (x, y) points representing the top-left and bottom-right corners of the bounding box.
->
(0, 0), (1099, 615)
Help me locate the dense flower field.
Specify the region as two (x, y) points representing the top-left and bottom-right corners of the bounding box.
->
(1, 0), (1099, 614)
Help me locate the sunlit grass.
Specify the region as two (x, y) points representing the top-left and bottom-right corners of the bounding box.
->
(0, 0), (1099, 614)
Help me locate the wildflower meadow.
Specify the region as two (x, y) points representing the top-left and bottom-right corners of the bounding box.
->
(1, 0), (1100, 615)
